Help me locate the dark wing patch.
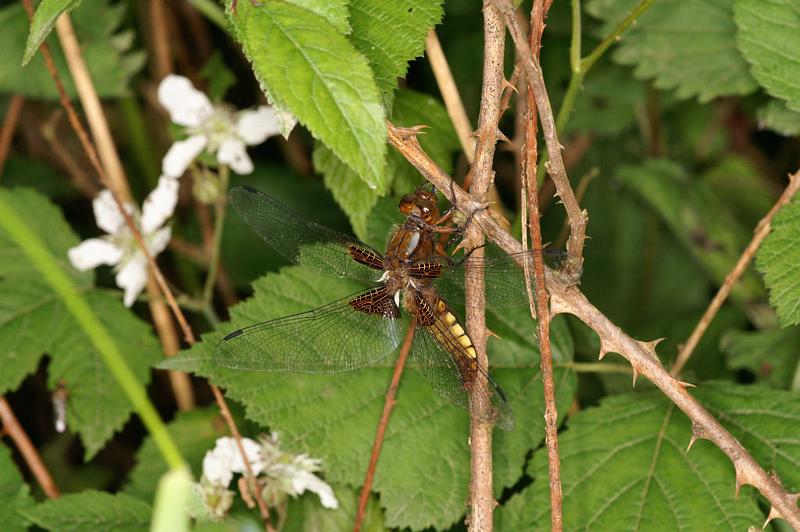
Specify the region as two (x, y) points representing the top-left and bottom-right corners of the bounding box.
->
(349, 286), (400, 318)
(216, 288), (401, 373)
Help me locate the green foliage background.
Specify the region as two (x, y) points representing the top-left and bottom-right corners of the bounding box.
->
(0, 0), (799, 530)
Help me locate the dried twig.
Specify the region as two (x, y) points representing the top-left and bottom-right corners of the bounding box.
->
(0, 396), (60, 499)
(671, 172), (800, 376)
(0, 95), (24, 178)
(464, 4), (505, 530)
(387, 123), (800, 528)
(493, 0), (588, 278)
(520, 0), (562, 529)
(27, 6), (273, 528)
(353, 321), (416, 532)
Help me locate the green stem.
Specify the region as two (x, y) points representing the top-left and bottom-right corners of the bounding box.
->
(580, 0), (655, 74)
(569, 0), (582, 74)
(556, 361), (632, 374)
(186, 0), (228, 30)
(0, 194), (185, 471)
(202, 165), (230, 305)
(791, 357), (800, 392)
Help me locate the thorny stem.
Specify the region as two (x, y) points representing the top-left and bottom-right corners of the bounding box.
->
(493, 0), (587, 278)
(28, 7), (273, 528)
(386, 124), (800, 528)
(670, 172), (800, 376)
(522, 0), (563, 529)
(353, 320), (417, 532)
(0, 396), (60, 499)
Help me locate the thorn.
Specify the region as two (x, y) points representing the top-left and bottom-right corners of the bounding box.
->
(734, 468), (756, 499)
(762, 506), (782, 528)
(486, 327), (501, 340)
(501, 77), (518, 94)
(631, 366), (640, 387)
(495, 129), (511, 144)
(686, 433), (698, 453)
(638, 338), (666, 360)
(678, 380), (696, 389)
(598, 341), (612, 360)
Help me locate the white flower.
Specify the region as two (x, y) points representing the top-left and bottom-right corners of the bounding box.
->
(158, 74), (286, 177)
(67, 176), (179, 307)
(202, 437), (265, 488)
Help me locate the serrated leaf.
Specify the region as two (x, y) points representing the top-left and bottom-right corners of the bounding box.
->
(0, 446), (35, 532)
(125, 407), (225, 503)
(586, 0), (757, 102)
(162, 265), (576, 529)
(348, 0), (444, 106)
(230, 0), (387, 191)
(1, 2), (144, 99)
(497, 385), (771, 530)
(315, 89), (459, 240)
(757, 99), (800, 136)
(22, 491), (151, 532)
(721, 326), (800, 389)
(735, 0), (800, 112)
(284, 0), (351, 34)
(23, 0), (82, 65)
(0, 188), (160, 458)
(284, 484), (384, 532)
(756, 197), (800, 326)
(618, 160), (768, 322)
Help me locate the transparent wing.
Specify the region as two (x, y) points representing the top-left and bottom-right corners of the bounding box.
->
(427, 249), (566, 309)
(216, 287), (401, 373)
(412, 314), (514, 431)
(229, 186), (385, 283)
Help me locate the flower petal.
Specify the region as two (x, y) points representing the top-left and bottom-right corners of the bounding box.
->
(148, 226), (172, 256)
(141, 176), (179, 233)
(292, 471), (339, 509)
(235, 106), (281, 145)
(217, 138), (253, 174)
(157, 75), (213, 127)
(202, 437), (264, 487)
(162, 135), (207, 178)
(93, 189), (128, 235)
(68, 238), (124, 270)
(116, 253), (148, 307)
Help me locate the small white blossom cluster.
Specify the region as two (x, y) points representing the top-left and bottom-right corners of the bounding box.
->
(195, 434), (338, 520)
(68, 75), (286, 306)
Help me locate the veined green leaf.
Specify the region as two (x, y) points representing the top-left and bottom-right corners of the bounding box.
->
(161, 265), (576, 530)
(0, 188), (161, 459)
(1, 2), (144, 99)
(586, 0), (757, 102)
(23, 0), (82, 65)
(22, 491), (151, 532)
(722, 326), (800, 389)
(229, 0), (387, 191)
(497, 384), (785, 530)
(348, 0), (444, 107)
(756, 99), (800, 137)
(735, 0), (800, 112)
(756, 197), (800, 326)
(0, 446), (35, 532)
(284, 484), (385, 532)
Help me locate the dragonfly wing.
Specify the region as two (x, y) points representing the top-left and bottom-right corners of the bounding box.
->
(216, 287), (402, 373)
(411, 298), (514, 431)
(229, 186), (385, 283)
(431, 249), (566, 309)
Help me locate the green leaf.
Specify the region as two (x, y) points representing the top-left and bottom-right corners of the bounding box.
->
(284, 484), (384, 532)
(230, 0), (387, 191)
(722, 326), (800, 389)
(735, 0), (800, 112)
(0, 2), (144, 99)
(756, 197), (800, 326)
(22, 491), (151, 532)
(162, 265), (576, 530)
(497, 385), (771, 530)
(23, 0), (82, 65)
(756, 99), (800, 136)
(618, 160), (768, 323)
(0, 445), (35, 532)
(125, 407), (225, 503)
(586, 0), (757, 102)
(348, 0), (444, 106)
(702, 156), (776, 230)
(283, 0), (351, 34)
(0, 188), (161, 458)
(200, 51), (236, 101)
(315, 89), (459, 240)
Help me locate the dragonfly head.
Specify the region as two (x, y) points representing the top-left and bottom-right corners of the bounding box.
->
(399, 189), (440, 224)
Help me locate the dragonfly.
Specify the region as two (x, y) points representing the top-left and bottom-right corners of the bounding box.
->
(217, 185), (561, 431)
